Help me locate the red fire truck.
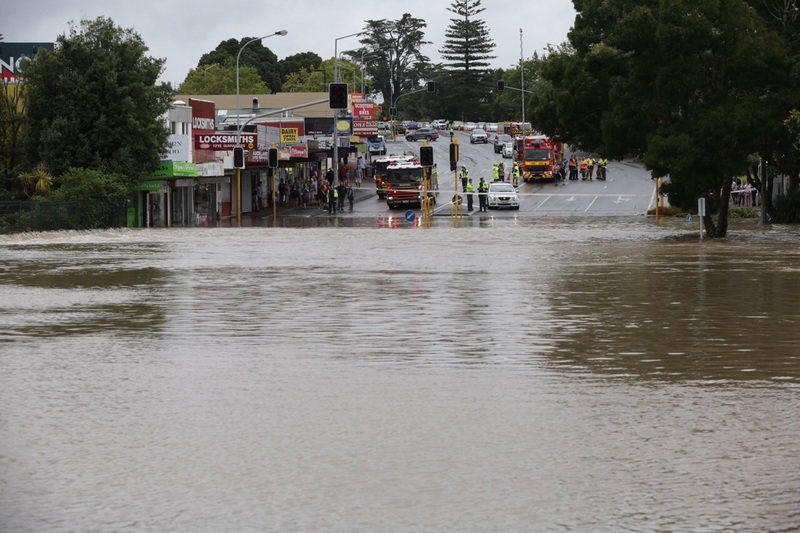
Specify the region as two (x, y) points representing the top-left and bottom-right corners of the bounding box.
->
(517, 135), (563, 182)
(384, 160), (435, 209)
(372, 153), (416, 198)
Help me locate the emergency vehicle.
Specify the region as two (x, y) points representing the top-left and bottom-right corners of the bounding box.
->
(372, 153), (416, 198)
(383, 160), (435, 209)
(516, 135), (563, 182)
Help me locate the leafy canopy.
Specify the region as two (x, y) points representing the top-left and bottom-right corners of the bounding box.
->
(21, 16), (174, 188)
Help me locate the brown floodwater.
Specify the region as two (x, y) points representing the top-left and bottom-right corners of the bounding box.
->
(1, 217), (798, 531)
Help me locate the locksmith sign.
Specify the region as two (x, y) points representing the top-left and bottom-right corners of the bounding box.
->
(194, 132), (257, 150)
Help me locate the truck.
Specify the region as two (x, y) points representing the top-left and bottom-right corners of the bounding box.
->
(383, 161), (436, 209)
(367, 135), (386, 155)
(372, 153), (416, 198)
(516, 134), (563, 182)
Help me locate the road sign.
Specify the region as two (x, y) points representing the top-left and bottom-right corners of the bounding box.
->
(404, 210), (416, 223)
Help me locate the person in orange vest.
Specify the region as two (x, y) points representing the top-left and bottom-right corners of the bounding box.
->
(579, 158), (589, 180)
(568, 156), (577, 180)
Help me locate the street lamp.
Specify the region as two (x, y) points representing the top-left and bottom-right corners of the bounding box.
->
(332, 31), (363, 187)
(234, 29), (287, 226)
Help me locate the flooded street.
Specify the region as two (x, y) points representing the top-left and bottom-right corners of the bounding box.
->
(1, 218), (799, 532)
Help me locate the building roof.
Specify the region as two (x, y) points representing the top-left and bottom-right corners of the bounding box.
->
(175, 92), (334, 119)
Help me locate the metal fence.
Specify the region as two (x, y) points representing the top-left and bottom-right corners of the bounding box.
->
(0, 201), (127, 234)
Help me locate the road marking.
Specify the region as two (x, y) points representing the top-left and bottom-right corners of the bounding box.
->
(584, 196), (599, 212)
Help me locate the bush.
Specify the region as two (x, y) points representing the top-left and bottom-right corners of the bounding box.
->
(728, 207), (760, 219)
(772, 189), (800, 223)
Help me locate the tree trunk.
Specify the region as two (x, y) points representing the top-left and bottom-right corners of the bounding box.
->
(710, 177), (732, 238)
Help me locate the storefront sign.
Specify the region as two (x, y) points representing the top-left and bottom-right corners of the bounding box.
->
(152, 161), (198, 178)
(353, 120), (378, 136)
(280, 128), (299, 144)
(352, 102), (375, 119)
(136, 180), (164, 191)
(194, 132), (257, 150)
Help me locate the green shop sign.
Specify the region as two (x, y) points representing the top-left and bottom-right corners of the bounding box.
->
(152, 161), (198, 178)
(136, 180), (164, 191)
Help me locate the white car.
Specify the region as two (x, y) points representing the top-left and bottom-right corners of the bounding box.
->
(485, 123), (499, 132)
(487, 181), (520, 210)
(501, 142), (515, 159)
(470, 128), (488, 143)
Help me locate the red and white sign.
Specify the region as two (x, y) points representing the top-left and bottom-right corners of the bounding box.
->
(352, 101), (375, 119)
(194, 132), (257, 150)
(353, 120), (378, 136)
(249, 145), (308, 162)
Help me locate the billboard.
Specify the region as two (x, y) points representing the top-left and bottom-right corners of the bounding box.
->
(1, 42), (55, 83)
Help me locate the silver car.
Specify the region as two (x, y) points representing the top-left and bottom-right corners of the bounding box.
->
(470, 128), (488, 143)
(487, 182), (520, 210)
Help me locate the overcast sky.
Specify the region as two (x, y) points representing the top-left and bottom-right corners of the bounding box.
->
(4, 0), (577, 87)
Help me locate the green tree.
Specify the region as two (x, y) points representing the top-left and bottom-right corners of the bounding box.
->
(21, 17), (174, 189)
(282, 58), (335, 93)
(177, 60), (268, 94)
(0, 80), (27, 198)
(197, 38), (282, 93)
(532, 0), (790, 237)
(355, 14), (432, 117)
(279, 52), (323, 79)
(439, 0), (496, 121)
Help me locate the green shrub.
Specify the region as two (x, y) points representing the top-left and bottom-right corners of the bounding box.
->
(772, 189), (800, 223)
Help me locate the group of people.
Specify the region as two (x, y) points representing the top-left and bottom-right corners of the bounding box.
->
(567, 156), (608, 181)
(731, 177), (760, 207)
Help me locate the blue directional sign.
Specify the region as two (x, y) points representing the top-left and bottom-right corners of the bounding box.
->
(405, 210), (416, 223)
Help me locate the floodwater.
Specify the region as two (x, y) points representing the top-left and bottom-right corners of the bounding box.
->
(1, 217), (799, 532)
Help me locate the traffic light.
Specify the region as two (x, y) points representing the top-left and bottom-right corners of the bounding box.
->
(449, 142), (459, 171)
(426, 80), (436, 93)
(420, 146), (433, 167)
(233, 146), (244, 169)
(329, 82), (348, 109)
(268, 147), (278, 168)
(497, 80), (505, 92)
(389, 106), (397, 117)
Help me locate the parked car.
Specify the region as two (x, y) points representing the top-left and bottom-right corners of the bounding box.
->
(492, 133), (513, 153)
(470, 128), (488, 143)
(464, 122), (477, 131)
(405, 127), (439, 141)
(501, 142), (515, 159)
(487, 181), (520, 210)
(485, 122), (499, 132)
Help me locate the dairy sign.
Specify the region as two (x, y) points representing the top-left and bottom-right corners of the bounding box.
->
(194, 133), (257, 150)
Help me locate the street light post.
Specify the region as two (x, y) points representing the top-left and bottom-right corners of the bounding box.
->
(332, 31), (363, 188)
(235, 29), (287, 226)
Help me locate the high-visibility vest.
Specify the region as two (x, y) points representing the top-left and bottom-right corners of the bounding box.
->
(466, 182), (475, 193)
(513, 165), (520, 177)
(580, 160), (588, 171)
(460, 168), (469, 179)
(492, 166), (499, 180)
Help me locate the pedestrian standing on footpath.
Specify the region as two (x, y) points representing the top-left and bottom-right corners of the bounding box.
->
(466, 178), (475, 211)
(328, 185), (338, 214)
(478, 177), (489, 211)
(346, 183), (354, 211)
(337, 181), (346, 210)
(460, 165), (469, 192)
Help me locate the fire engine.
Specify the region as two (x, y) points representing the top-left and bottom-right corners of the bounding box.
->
(372, 153), (416, 198)
(517, 134), (563, 182)
(383, 160), (436, 209)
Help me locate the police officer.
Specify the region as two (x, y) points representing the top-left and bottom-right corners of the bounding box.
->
(513, 163), (520, 187)
(465, 178), (476, 211)
(432, 163), (440, 195)
(492, 163), (499, 182)
(478, 177), (489, 211)
(460, 165), (469, 192)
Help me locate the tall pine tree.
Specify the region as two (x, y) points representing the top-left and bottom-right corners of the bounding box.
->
(439, 0), (496, 121)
